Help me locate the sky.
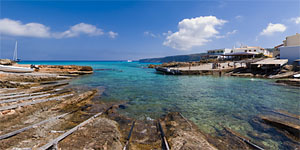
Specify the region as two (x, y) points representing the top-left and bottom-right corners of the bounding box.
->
(0, 0), (299, 60)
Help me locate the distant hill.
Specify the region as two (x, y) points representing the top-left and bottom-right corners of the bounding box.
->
(139, 53), (207, 63)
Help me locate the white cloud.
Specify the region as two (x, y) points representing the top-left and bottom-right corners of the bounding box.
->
(215, 35), (225, 39)
(260, 23), (286, 36)
(291, 17), (300, 24)
(218, 1), (227, 8)
(54, 23), (104, 38)
(163, 31), (172, 36)
(0, 18), (51, 38)
(216, 29), (238, 39)
(108, 31), (118, 38)
(144, 31), (160, 38)
(227, 30), (238, 35)
(235, 15), (243, 20)
(0, 18), (116, 39)
(163, 16), (227, 50)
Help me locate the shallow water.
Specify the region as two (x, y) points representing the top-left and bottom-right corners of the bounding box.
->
(21, 61), (300, 149)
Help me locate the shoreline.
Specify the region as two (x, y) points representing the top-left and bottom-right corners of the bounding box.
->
(0, 63), (221, 149)
(149, 60), (300, 87)
(1, 62), (299, 149)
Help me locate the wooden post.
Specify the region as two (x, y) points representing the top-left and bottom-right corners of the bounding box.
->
(38, 111), (104, 150)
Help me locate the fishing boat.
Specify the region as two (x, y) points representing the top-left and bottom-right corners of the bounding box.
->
(13, 41), (21, 62)
(0, 65), (34, 73)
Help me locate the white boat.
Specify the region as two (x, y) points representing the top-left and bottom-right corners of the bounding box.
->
(127, 60), (133, 62)
(0, 65), (34, 73)
(293, 74), (300, 78)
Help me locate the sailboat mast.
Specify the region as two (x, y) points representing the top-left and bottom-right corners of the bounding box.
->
(13, 41), (18, 61)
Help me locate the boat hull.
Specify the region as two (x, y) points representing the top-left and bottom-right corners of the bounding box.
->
(155, 67), (181, 75)
(0, 65), (34, 73)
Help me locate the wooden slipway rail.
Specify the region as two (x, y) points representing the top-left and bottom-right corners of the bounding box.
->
(0, 91), (48, 100)
(38, 111), (104, 150)
(0, 93), (51, 104)
(123, 121), (136, 150)
(179, 112), (193, 129)
(224, 127), (264, 150)
(157, 120), (170, 150)
(0, 88), (62, 98)
(0, 113), (69, 140)
(0, 92), (26, 97)
(0, 94), (73, 111)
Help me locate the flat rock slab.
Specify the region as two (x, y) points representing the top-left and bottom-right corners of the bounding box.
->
(58, 117), (123, 150)
(160, 112), (217, 150)
(260, 115), (300, 141)
(276, 79), (300, 87)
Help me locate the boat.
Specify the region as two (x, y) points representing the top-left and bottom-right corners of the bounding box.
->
(155, 67), (181, 75)
(13, 41), (21, 62)
(293, 74), (300, 78)
(0, 65), (34, 73)
(127, 60), (133, 62)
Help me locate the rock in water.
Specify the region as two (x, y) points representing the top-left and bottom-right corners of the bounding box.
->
(260, 115), (300, 141)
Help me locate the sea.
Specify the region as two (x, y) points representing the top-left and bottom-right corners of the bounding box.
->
(20, 61), (300, 149)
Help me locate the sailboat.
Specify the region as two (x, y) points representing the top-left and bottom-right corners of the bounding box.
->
(13, 41), (21, 62)
(0, 41), (34, 73)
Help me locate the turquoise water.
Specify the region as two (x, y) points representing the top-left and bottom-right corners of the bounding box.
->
(21, 61), (300, 149)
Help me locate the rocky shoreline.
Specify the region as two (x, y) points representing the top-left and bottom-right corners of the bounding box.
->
(1, 63), (299, 149)
(0, 63), (219, 150)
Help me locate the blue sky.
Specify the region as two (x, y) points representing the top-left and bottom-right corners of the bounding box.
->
(0, 0), (299, 60)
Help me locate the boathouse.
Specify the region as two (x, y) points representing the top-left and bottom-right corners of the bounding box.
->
(250, 58), (288, 75)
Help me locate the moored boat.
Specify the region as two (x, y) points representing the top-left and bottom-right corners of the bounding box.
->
(155, 67), (181, 75)
(0, 65), (34, 73)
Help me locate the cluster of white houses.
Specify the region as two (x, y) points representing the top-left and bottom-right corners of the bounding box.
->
(207, 46), (272, 59)
(206, 33), (300, 65)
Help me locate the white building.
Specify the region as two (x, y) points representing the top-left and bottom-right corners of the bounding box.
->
(230, 46), (271, 57)
(279, 33), (300, 64)
(207, 48), (231, 55)
(207, 48), (232, 59)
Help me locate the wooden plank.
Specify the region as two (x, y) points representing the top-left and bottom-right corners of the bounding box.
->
(224, 127), (264, 150)
(0, 93), (51, 104)
(0, 91), (48, 100)
(0, 92), (26, 97)
(0, 94), (73, 111)
(0, 113), (69, 140)
(179, 112), (193, 129)
(123, 121), (136, 150)
(0, 88), (17, 94)
(0, 87), (60, 97)
(38, 111), (104, 150)
(157, 120), (170, 150)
